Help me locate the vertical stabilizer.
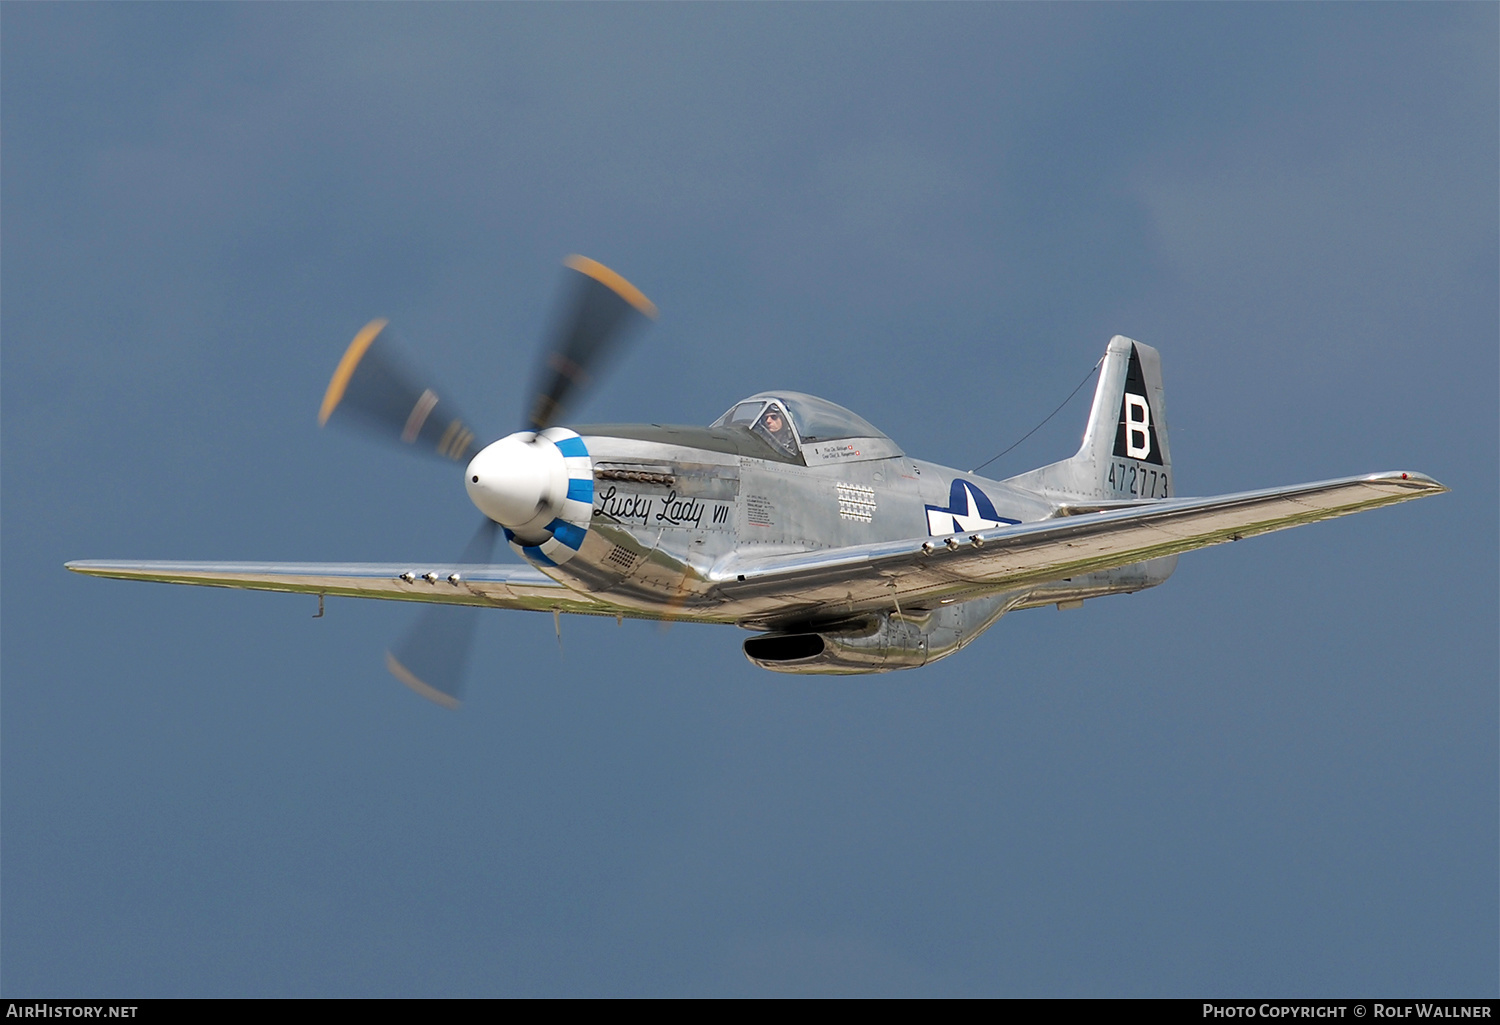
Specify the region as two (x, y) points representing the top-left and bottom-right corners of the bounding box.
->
(1004, 336), (1172, 501)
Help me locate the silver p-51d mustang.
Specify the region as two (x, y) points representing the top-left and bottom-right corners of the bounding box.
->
(68, 257), (1447, 707)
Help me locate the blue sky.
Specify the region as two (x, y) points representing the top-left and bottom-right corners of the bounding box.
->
(4, 4), (1495, 996)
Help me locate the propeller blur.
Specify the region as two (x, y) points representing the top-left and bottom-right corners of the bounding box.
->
(68, 257), (1448, 708)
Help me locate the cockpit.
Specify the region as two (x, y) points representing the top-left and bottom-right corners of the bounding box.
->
(711, 391), (890, 460)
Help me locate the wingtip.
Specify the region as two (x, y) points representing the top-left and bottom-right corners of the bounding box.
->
(1370, 471), (1449, 494)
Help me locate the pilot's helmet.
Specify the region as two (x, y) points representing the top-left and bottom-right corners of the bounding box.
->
(755, 403), (798, 455)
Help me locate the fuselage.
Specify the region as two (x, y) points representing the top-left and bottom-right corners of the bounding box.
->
(465, 395), (1176, 631)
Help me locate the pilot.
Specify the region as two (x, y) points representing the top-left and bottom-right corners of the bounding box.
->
(756, 404), (798, 456)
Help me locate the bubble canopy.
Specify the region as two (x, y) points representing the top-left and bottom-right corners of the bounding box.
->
(711, 391), (889, 442)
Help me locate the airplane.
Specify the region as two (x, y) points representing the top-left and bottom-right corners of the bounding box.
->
(67, 255), (1448, 709)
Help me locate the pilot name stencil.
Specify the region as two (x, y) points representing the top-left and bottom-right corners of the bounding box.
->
(810, 443), (863, 462)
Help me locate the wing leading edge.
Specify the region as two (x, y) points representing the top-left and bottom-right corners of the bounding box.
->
(62, 559), (614, 614)
(714, 471), (1447, 609)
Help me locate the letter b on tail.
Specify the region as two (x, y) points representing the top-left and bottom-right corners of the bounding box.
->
(1113, 344), (1165, 467)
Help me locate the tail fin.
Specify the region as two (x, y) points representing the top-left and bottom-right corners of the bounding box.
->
(1003, 335), (1173, 500)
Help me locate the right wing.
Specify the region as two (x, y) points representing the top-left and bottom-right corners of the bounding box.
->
(714, 471), (1447, 613)
(63, 559), (618, 615)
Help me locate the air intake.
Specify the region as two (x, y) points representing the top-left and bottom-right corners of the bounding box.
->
(743, 633), (825, 662)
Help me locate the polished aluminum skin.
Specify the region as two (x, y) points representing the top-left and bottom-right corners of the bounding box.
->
(71, 333), (1447, 695)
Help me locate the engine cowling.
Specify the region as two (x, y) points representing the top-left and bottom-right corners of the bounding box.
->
(743, 594), (1014, 675)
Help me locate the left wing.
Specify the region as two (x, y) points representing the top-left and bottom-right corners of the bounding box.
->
(64, 559), (615, 615)
(714, 471), (1447, 613)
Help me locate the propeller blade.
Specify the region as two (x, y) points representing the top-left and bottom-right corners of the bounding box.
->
(385, 520), (500, 709)
(320, 319), (483, 463)
(526, 255), (657, 431)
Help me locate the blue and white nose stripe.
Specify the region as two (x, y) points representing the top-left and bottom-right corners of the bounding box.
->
(505, 427), (593, 568)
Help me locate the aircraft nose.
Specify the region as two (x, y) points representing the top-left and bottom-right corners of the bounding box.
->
(465, 432), (568, 533)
